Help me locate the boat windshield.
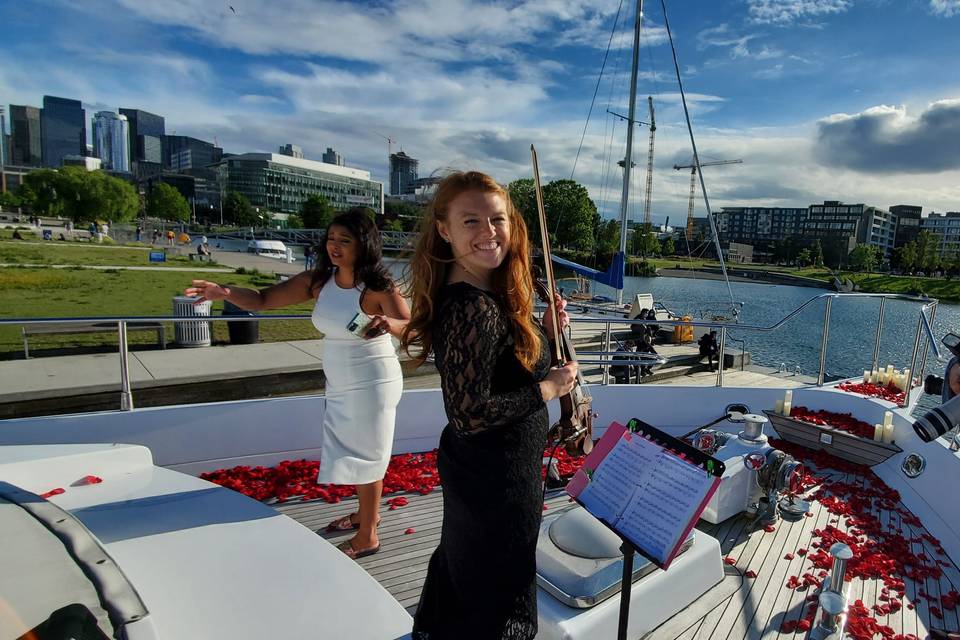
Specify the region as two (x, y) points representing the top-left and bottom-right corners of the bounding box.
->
(1, 492), (115, 639)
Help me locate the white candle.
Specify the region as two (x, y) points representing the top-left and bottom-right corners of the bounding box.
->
(774, 399), (784, 415)
(783, 401), (792, 416)
(883, 411), (893, 427)
(864, 370), (871, 383)
(874, 423), (884, 441)
(784, 390), (793, 404)
(882, 422), (894, 444)
(903, 369), (911, 389)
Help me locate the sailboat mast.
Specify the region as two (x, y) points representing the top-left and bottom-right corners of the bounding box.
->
(617, 0), (644, 305)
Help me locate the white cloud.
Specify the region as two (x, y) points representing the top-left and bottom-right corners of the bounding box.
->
(746, 0), (853, 25)
(697, 25), (783, 61)
(930, 0), (960, 16)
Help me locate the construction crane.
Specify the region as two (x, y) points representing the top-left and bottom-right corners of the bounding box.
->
(641, 96), (656, 228)
(374, 132), (396, 191)
(673, 158), (743, 240)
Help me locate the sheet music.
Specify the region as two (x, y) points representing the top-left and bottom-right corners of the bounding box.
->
(577, 431), (717, 566)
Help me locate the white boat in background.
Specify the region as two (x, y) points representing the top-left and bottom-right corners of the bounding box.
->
(247, 239), (291, 260)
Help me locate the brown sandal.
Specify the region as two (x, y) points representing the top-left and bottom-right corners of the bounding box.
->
(337, 539), (380, 560)
(325, 512), (382, 532)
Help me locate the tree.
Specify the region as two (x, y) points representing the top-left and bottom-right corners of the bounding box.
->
(796, 248), (812, 267)
(631, 222), (660, 257)
(915, 231), (941, 272)
(594, 218), (621, 255)
(146, 182), (190, 222)
(22, 167), (138, 223)
(508, 177), (597, 251)
(300, 195), (336, 229)
(0, 191), (20, 208)
(811, 239), (824, 268)
(848, 243), (881, 272)
(661, 235), (675, 256)
(543, 180), (597, 251)
(896, 241), (919, 272)
(286, 214), (304, 229)
(224, 191), (258, 227)
(20, 169), (62, 216)
(508, 178), (538, 242)
(384, 219), (404, 232)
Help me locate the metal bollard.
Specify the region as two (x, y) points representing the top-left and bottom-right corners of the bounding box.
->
(826, 543), (853, 595)
(810, 591), (846, 639)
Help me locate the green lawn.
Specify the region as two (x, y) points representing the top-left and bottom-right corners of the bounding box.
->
(0, 240), (218, 268)
(0, 267), (319, 360)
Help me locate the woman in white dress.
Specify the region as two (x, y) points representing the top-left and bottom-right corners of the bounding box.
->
(186, 208), (409, 559)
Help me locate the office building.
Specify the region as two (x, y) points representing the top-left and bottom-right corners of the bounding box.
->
(322, 147), (344, 166)
(41, 96), (86, 168)
(920, 212), (960, 258)
(806, 201), (897, 258)
(389, 151), (418, 195)
(216, 152), (382, 215)
(891, 205), (922, 247)
(715, 207), (808, 244)
(164, 135), (222, 170)
(119, 108), (164, 178)
(92, 111), (130, 172)
(7, 104), (43, 167)
(278, 143), (304, 159)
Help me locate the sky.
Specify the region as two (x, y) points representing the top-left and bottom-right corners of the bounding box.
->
(4, 0), (960, 226)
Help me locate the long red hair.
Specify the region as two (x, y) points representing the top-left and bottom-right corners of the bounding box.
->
(401, 171), (541, 371)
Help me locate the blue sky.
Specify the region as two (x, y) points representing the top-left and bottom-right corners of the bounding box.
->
(4, 0), (960, 225)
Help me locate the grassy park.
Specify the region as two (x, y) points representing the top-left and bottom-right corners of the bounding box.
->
(0, 240), (319, 360)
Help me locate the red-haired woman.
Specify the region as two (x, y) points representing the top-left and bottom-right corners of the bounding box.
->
(401, 171), (577, 639)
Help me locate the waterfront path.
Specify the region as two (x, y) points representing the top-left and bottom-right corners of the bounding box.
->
(0, 335), (809, 419)
(0, 263), (235, 272)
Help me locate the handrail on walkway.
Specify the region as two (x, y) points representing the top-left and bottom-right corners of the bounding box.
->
(0, 292), (940, 411)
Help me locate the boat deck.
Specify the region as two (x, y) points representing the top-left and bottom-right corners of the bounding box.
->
(275, 465), (960, 639)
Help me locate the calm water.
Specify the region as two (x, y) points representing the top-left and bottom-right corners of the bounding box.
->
(591, 275), (958, 388)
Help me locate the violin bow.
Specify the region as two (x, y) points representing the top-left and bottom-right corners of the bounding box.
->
(530, 144), (564, 364)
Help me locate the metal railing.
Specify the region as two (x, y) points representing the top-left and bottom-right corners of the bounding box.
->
(0, 292), (940, 411)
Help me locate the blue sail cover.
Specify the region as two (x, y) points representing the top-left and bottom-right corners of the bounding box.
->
(551, 251), (624, 291)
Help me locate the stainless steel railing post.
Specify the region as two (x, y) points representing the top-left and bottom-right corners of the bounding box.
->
(918, 302), (937, 393)
(716, 327), (726, 387)
(817, 297), (833, 386)
(871, 297), (886, 372)
(118, 321), (134, 411)
(602, 322), (612, 385)
(907, 312), (924, 408)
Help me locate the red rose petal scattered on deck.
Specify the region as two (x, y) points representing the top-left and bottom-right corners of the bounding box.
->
(796, 619), (812, 632)
(763, 524), (776, 532)
(724, 556), (736, 565)
(40, 488), (64, 499)
(78, 475), (102, 485)
(745, 570), (757, 578)
(784, 553), (795, 560)
(404, 528), (416, 535)
(780, 620), (797, 633)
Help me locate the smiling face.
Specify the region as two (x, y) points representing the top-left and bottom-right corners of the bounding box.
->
(437, 190), (511, 279)
(325, 224), (358, 269)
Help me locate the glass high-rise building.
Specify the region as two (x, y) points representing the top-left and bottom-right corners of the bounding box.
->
(10, 104), (42, 166)
(41, 96), (86, 168)
(322, 147), (344, 166)
(217, 153), (383, 216)
(92, 111), (130, 172)
(389, 151), (418, 195)
(164, 135), (222, 170)
(119, 108), (165, 177)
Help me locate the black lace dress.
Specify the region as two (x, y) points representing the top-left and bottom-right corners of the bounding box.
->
(412, 283), (551, 640)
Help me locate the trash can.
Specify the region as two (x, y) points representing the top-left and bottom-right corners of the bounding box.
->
(173, 296), (212, 347)
(222, 300), (259, 344)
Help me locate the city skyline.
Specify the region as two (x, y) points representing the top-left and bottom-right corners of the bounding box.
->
(3, 0), (960, 222)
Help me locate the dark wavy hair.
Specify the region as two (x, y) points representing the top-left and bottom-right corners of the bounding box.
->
(310, 207), (394, 294)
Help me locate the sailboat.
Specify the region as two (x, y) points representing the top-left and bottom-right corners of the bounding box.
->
(3, 3), (959, 640)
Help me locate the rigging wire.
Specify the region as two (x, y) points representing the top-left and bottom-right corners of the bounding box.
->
(660, 0), (739, 320)
(569, 0), (626, 182)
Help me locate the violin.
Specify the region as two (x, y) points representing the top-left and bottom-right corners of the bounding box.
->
(530, 145), (594, 456)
